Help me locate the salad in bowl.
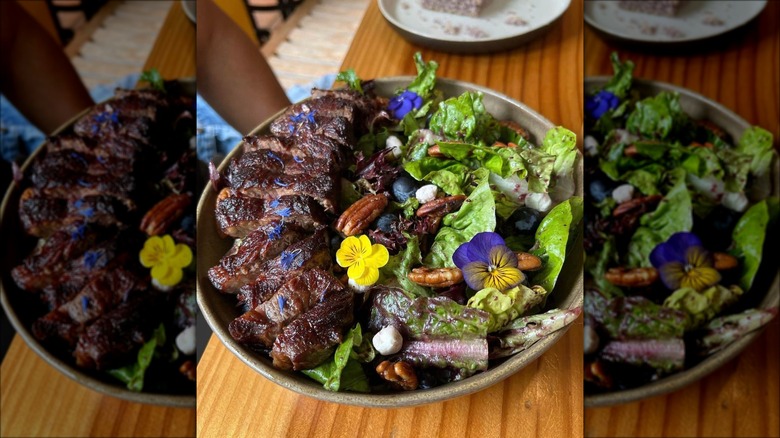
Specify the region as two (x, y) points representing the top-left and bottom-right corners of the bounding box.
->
(583, 53), (779, 404)
(198, 53), (583, 404)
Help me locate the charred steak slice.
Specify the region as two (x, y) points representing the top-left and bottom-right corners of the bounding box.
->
(74, 292), (165, 370)
(215, 190), (328, 238)
(31, 149), (134, 180)
(225, 148), (337, 188)
(230, 172), (338, 214)
(208, 221), (308, 293)
(243, 134), (347, 169)
(271, 289), (354, 371)
(229, 268), (344, 347)
(11, 223), (114, 292)
(269, 98), (356, 148)
(19, 188), (129, 238)
(32, 266), (139, 346)
(237, 227), (332, 309)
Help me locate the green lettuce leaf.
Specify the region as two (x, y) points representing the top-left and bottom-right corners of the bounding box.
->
(380, 234), (432, 297)
(541, 126), (578, 177)
(107, 323), (166, 392)
(406, 52), (439, 99)
(301, 324), (370, 392)
(425, 173), (496, 268)
(736, 126), (775, 177)
(467, 285), (547, 333)
(584, 236), (624, 298)
(627, 168), (693, 267)
(369, 288), (490, 339)
(139, 68), (165, 92)
(429, 91), (500, 144)
(335, 69), (363, 94)
(626, 91), (688, 140)
(529, 196), (584, 293)
(663, 285), (744, 329)
(603, 52), (634, 98)
(730, 197), (780, 291)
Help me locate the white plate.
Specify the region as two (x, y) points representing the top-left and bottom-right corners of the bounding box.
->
(378, 0), (571, 54)
(584, 0), (766, 44)
(181, 0), (196, 23)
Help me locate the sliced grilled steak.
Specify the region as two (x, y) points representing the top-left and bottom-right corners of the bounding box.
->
(19, 188), (128, 238)
(32, 267), (140, 346)
(74, 292), (165, 370)
(243, 134), (347, 168)
(208, 221), (308, 293)
(11, 223), (114, 291)
(237, 227), (332, 309)
(215, 190), (328, 238)
(229, 268), (344, 347)
(229, 172), (338, 214)
(269, 97), (356, 148)
(271, 290), (354, 370)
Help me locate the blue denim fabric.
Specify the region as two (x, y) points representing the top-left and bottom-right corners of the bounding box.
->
(0, 73), (141, 163)
(195, 73), (337, 163)
(1, 72), (338, 164)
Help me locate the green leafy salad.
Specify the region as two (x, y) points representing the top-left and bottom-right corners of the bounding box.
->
(303, 53), (583, 392)
(583, 53), (779, 392)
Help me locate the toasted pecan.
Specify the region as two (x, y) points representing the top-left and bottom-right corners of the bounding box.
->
(140, 193), (191, 236)
(335, 193), (388, 236)
(407, 266), (464, 288)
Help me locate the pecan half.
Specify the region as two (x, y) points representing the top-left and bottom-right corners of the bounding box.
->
(140, 193), (191, 236)
(427, 144), (444, 157)
(604, 267), (658, 287)
(713, 252), (738, 270)
(376, 360), (418, 390)
(416, 195), (467, 218)
(335, 193), (388, 236)
(516, 252), (543, 271)
(179, 360), (196, 381)
(499, 120), (530, 141)
(407, 266), (463, 288)
(612, 195), (663, 217)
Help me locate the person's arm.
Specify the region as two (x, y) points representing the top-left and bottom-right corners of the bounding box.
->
(0, 1), (94, 134)
(197, 0), (291, 134)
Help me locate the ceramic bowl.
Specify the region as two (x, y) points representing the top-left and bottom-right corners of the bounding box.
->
(0, 80), (197, 408)
(583, 77), (780, 407)
(197, 77), (584, 407)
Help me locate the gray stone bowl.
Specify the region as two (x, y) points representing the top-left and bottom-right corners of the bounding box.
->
(0, 80), (196, 408)
(584, 77), (780, 407)
(197, 77), (584, 407)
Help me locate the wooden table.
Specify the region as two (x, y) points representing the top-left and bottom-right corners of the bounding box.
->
(0, 3), (196, 437)
(196, 1), (584, 437)
(583, 3), (780, 437)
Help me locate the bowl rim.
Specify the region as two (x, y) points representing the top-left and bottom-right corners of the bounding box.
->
(0, 81), (197, 408)
(583, 76), (780, 408)
(196, 76), (584, 407)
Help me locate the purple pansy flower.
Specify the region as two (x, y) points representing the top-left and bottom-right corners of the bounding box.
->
(585, 90), (620, 119)
(387, 90), (423, 119)
(453, 232), (525, 291)
(650, 232), (721, 291)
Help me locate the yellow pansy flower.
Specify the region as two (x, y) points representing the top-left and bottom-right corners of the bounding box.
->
(139, 234), (193, 287)
(336, 235), (389, 287)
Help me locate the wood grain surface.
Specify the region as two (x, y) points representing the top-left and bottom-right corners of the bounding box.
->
(583, 3), (780, 437)
(0, 4), (196, 437)
(196, 1), (584, 437)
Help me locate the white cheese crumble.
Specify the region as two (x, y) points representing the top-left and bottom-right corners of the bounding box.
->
(415, 184), (439, 204)
(612, 184), (635, 204)
(372, 326), (403, 356)
(175, 325), (196, 356)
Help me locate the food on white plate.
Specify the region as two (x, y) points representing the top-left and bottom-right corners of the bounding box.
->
(617, 0), (682, 17)
(208, 53), (582, 392)
(421, 0), (487, 17)
(583, 53), (778, 392)
(9, 70), (196, 393)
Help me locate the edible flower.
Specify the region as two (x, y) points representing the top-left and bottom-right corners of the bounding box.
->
(585, 90), (619, 119)
(387, 90), (422, 119)
(139, 234), (193, 288)
(453, 232), (524, 291)
(336, 235), (389, 286)
(650, 232), (721, 292)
